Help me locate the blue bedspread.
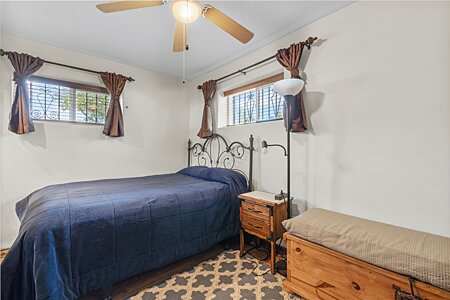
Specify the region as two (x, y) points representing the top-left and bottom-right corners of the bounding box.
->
(1, 167), (247, 300)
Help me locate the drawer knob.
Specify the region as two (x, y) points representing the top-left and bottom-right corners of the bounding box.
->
(248, 223), (262, 229)
(295, 247), (301, 252)
(352, 282), (361, 290)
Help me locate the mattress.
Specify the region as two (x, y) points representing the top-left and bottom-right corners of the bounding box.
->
(283, 208), (450, 291)
(1, 166), (248, 300)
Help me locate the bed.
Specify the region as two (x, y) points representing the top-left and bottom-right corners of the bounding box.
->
(282, 208), (450, 300)
(1, 134), (254, 300)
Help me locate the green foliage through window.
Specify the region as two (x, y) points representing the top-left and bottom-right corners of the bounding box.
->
(28, 80), (110, 124)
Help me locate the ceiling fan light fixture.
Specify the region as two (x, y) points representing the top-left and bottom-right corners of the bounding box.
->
(171, 0), (201, 24)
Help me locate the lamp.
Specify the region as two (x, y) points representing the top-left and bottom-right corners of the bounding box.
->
(171, 0), (202, 24)
(261, 140), (287, 156)
(266, 78), (305, 218)
(273, 78), (304, 97)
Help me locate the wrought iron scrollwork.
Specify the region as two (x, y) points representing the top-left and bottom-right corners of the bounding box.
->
(187, 134), (254, 191)
(218, 141), (248, 170)
(190, 142), (212, 167)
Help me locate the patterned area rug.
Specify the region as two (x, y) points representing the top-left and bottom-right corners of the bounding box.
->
(130, 250), (301, 300)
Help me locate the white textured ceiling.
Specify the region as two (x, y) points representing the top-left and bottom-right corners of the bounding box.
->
(0, 1), (351, 79)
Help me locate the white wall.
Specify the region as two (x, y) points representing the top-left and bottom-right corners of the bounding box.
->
(0, 34), (189, 248)
(1, 2), (449, 248)
(187, 2), (450, 236)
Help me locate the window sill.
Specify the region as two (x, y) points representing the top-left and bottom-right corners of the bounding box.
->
(32, 119), (105, 126)
(223, 118), (283, 128)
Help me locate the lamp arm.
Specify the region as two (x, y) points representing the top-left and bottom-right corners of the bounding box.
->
(265, 143), (288, 156)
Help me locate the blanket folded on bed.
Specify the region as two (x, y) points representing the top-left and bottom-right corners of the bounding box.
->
(1, 167), (247, 300)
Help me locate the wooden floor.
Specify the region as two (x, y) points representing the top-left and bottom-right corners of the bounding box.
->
(1, 245), (226, 300)
(79, 245), (226, 300)
(2, 238), (277, 300)
(80, 238), (272, 300)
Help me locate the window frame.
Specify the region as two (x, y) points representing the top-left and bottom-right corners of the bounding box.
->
(223, 73), (285, 127)
(26, 75), (112, 126)
(223, 73), (283, 97)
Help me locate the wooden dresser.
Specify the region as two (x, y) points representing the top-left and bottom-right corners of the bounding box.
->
(238, 191), (288, 274)
(283, 233), (450, 300)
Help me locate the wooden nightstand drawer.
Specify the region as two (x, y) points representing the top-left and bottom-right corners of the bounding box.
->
(241, 215), (270, 238)
(241, 201), (270, 221)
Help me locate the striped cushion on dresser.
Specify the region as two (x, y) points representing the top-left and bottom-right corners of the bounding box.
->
(283, 208), (450, 291)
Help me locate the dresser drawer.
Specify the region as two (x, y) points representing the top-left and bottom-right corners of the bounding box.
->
(241, 201), (270, 221)
(242, 215), (270, 238)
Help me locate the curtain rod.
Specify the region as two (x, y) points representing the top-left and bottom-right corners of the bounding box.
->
(0, 49), (135, 82)
(197, 36), (317, 89)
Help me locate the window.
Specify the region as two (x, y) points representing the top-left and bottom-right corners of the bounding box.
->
(224, 73), (284, 126)
(27, 76), (111, 124)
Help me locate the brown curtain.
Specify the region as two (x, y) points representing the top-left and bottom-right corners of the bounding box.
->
(6, 52), (44, 134)
(276, 43), (307, 132)
(100, 72), (127, 137)
(197, 80), (216, 138)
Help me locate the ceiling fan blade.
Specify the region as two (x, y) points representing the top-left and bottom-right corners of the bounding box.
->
(173, 20), (187, 52)
(96, 1), (163, 13)
(203, 5), (254, 44)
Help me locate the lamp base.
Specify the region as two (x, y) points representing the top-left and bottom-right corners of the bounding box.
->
(275, 190), (288, 200)
(276, 259), (287, 276)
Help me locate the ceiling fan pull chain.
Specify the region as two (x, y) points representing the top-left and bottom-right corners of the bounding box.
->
(185, 7), (189, 51)
(182, 15), (188, 83)
(182, 45), (186, 84)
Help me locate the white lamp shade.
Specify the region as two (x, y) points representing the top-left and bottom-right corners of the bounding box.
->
(273, 78), (304, 96)
(261, 147), (268, 155)
(171, 0), (201, 24)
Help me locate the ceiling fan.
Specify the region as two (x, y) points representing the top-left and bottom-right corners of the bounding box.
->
(96, 0), (254, 52)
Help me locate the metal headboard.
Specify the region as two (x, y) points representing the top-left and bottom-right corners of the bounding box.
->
(187, 134), (254, 191)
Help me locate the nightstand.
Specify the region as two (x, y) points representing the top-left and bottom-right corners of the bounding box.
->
(238, 191), (288, 274)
